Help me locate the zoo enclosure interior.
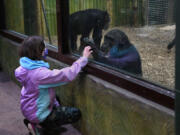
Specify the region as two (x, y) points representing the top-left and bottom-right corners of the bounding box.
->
(0, 0), (175, 110)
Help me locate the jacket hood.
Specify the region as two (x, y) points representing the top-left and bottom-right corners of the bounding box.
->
(15, 57), (49, 84)
(19, 57), (49, 70)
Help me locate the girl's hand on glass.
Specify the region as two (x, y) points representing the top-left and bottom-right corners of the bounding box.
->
(83, 46), (93, 58)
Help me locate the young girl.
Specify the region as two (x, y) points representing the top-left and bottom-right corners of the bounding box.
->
(15, 36), (92, 135)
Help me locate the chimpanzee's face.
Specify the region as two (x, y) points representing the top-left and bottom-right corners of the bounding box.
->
(101, 29), (131, 54)
(101, 35), (115, 54)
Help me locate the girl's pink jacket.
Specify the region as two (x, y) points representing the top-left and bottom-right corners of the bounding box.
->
(15, 56), (88, 124)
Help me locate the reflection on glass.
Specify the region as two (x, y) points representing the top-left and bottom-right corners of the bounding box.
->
(4, 0), (24, 33)
(4, 0), (58, 46)
(69, 0), (175, 89)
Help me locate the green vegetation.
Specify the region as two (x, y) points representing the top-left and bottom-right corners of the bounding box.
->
(69, 0), (145, 27)
(4, 0), (145, 41)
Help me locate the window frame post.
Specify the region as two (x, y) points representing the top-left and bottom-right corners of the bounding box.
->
(175, 0), (180, 134)
(0, 0), (6, 29)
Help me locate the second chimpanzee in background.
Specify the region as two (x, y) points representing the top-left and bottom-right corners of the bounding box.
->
(167, 37), (175, 51)
(69, 9), (110, 52)
(86, 29), (142, 76)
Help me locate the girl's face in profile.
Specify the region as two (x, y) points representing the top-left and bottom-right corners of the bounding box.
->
(42, 47), (45, 55)
(41, 41), (48, 59)
(42, 48), (48, 59)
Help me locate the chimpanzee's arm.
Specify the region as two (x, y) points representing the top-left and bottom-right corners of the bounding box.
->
(167, 37), (176, 50)
(92, 28), (102, 49)
(96, 55), (128, 69)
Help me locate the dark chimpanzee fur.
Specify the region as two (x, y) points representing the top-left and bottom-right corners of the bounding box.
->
(69, 9), (110, 53)
(167, 37), (175, 51)
(89, 29), (142, 76)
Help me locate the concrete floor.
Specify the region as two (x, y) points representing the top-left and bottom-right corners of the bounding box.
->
(0, 71), (81, 135)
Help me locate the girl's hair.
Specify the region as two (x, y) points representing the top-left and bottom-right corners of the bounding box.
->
(19, 36), (45, 60)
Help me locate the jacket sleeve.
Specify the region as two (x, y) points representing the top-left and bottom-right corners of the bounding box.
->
(36, 57), (88, 86)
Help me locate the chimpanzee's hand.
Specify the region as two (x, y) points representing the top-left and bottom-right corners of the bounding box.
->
(81, 38), (96, 50)
(81, 37), (103, 59)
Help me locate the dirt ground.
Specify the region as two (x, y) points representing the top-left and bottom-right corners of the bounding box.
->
(116, 25), (175, 89)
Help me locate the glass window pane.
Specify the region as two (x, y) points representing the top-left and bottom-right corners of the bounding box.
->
(69, 0), (175, 89)
(4, 0), (24, 33)
(4, 0), (58, 47)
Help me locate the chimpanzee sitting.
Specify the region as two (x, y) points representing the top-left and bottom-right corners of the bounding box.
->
(69, 9), (110, 52)
(84, 29), (142, 76)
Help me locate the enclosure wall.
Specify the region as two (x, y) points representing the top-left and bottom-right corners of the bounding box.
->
(0, 36), (174, 135)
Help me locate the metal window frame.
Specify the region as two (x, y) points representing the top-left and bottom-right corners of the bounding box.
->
(175, 0), (180, 134)
(0, 0), (6, 29)
(0, 0), (175, 110)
